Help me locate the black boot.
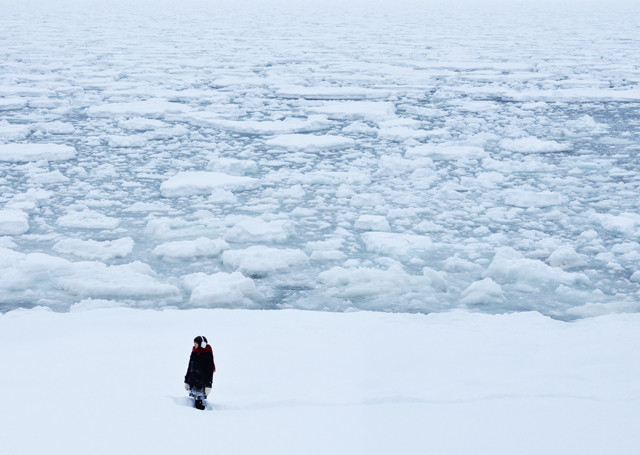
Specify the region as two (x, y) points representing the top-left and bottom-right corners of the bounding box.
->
(195, 399), (205, 410)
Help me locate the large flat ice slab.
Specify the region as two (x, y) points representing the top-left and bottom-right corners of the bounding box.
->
(0, 144), (76, 162)
(178, 113), (333, 134)
(0, 248), (180, 303)
(182, 272), (262, 307)
(405, 144), (488, 160)
(500, 137), (572, 153)
(222, 245), (310, 276)
(306, 101), (396, 120)
(57, 209), (120, 230)
(0, 122), (30, 141)
(277, 86), (392, 100)
(152, 238), (229, 260)
(361, 232), (433, 257)
(318, 265), (437, 306)
(0, 210), (29, 235)
(224, 218), (296, 243)
(265, 134), (355, 152)
(52, 237), (135, 261)
(86, 99), (189, 118)
(160, 172), (259, 197)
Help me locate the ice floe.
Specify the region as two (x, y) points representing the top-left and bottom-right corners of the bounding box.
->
(547, 245), (588, 269)
(0, 97), (28, 111)
(589, 212), (640, 239)
(206, 157), (259, 176)
(499, 137), (572, 153)
(405, 144), (488, 161)
(0, 144), (76, 162)
(160, 172), (259, 197)
(224, 218), (296, 243)
(354, 215), (391, 232)
(265, 134), (355, 152)
(179, 114), (332, 134)
(28, 170), (70, 185)
(0, 121), (30, 141)
(31, 121), (75, 135)
(0, 210), (29, 235)
(222, 246), (309, 277)
(107, 135), (147, 148)
(277, 86), (392, 100)
(503, 190), (565, 208)
(57, 210), (120, 230)
(460, 278), (505, 305)
(361, 232), (433, 258)
(152, 238), (229, 260)
(182, 272), (262, 307)
(485, 247), (589, 287)
(53, 237), (135, 261)
(86, 99), (189, 118)
(0, 248), (179, 303)
(118, 118), (166, 131)
(318, 265), (436, 308)
(306, 101), (395, 120)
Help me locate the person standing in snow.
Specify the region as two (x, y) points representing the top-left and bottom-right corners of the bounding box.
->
(184, 335), (215, 410)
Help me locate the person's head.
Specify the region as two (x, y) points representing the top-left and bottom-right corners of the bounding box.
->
(193, 335), (207, 348)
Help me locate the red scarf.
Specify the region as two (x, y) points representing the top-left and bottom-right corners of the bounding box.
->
(192, 344), (212, 354)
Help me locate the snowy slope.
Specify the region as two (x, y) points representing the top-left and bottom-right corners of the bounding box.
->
(1, 307), (639, 454)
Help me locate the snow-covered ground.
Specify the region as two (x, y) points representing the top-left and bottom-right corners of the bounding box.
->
(1, 0), (639, 317)
(1, 307), (639, 454)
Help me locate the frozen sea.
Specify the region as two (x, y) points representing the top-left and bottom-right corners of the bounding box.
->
(1, 0), (639, 318)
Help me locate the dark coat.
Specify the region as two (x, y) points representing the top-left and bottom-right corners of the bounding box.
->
(184, 344), (215, 388)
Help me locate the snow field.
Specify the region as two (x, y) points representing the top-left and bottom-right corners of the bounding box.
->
(1, 307), (639, 455)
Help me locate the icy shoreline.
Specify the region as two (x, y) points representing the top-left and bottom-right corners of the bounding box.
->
(1, 307), (639, 454)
